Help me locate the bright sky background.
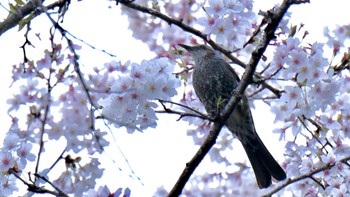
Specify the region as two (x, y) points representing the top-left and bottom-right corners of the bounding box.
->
(0, 0), (349, 196)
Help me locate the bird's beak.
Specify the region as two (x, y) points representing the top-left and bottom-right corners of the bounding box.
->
(178, 43), (192, 51)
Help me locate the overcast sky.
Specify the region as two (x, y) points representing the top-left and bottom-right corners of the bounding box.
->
(0, 0), (349, 196)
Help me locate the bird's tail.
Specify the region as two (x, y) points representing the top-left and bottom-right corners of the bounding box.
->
(242, 136), (286, 188)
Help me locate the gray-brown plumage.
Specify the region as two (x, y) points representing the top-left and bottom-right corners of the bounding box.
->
(179, 44), (286, 188)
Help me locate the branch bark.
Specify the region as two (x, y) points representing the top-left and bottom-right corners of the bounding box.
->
(0, 0), (69, 36)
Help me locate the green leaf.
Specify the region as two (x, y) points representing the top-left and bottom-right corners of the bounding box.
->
(18, 13), (34, 31)
(289, 25), (297, 37)
(14, 0), (25, 5)
(217, 97), (227, 108)
(9, 3), (17, 13)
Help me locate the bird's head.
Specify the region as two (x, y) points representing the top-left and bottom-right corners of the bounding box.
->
(179, 44), (218, 63)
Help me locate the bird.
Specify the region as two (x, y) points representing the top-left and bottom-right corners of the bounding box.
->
(179, 44), (286, 188)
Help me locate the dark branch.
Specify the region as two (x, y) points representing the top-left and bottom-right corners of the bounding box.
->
(0, 0), (69, 36)
(263, 155), (350, 196)
(168, 116), (224, 196)
(34, 173), (69, 197)
(9, 168), (68, 197)
(157, 99), (212, 121)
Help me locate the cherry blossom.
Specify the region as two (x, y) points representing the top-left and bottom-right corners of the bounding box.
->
(0, 152), (14, 172)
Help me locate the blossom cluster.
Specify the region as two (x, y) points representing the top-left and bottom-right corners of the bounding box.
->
(53, 158), (103, 194)
(0, 45), (111, 195)
(86, 185), (131, 197)
(97, 57), (180, 133)
(1, 32), (180, 194)
(121, 0), (196, 57)
(122, 0), (255, 57)
(265, 27), (350, 195)
(182, 171), (264, 196)
(196, 0), (255, 50)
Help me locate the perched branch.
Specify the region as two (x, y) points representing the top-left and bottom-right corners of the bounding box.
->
(263, 155), (350, 197)
(167, 113), (225, 196)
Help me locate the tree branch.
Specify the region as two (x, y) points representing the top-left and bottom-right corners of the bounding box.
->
(0, 0), (69, 36)
(34, 173), (69, 197)
(167, 114), (225, 196)
(9, 168), (68, 197)
(263, 155), (350, 197)
(157, 99), (211, 121)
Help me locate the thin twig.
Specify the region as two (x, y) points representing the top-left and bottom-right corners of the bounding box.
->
(34, 46), (53, 183)
(297, 116), (324, 149)
(34, 173), (69, 197)
(9, 168), (68, 197)
(48, 147), (67, 171)
(242, 18), (267, 49)
(157, 99), (211, 121)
